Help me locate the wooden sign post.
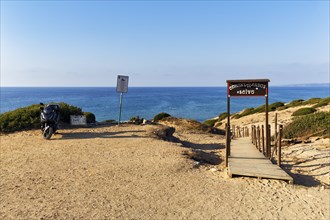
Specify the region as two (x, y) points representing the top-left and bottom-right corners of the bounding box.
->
(226, 79), (270, 166)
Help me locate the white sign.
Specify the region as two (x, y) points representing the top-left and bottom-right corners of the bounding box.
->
(116, 75), (129, 93)
(70, 115), (87, 125)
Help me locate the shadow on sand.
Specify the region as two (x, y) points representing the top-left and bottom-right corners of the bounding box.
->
(179, 140), (225, 151)
(59, 130), (146, 140)
(172, 136), (224, 166)
(281, 163), (329, 187)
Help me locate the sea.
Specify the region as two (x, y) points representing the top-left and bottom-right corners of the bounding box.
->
(1, 86), (329, 122)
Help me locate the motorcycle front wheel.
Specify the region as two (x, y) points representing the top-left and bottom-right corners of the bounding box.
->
(43, 126), (53, 140)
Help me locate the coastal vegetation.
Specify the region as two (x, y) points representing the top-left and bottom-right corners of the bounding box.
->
(218, 112), (228, 121)
(203, 118), (217, 127)
(230, 102), (285, 119)
(216, 97), (329, 121)
(291, 107), (317, 116)
(203, 112), (228, 127)
(278, 97), (330, 110)
(153, 112), (171, 122)
(83, 112), (96, 123)
(312, 97), (330, 108)
(283, 112), (330, 139)
(0, 103), (94, 133)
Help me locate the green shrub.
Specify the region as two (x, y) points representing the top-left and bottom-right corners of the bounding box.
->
(58, 102), (83, 123)
(292, 107), (317, 116)
(0, 103), (89, 133)
(253, 102), (284, 113)
(312, 97), (330, 108)
(0, 104), (40, 132)
(278, 99), (305, 111)
(231, 114), (241, 119)
(277, 106), (287, 111)
(218, 112), (228, 121)
(269, 102), (285, 111)
(239, 108), (256, 117)
(303, 98), (321, 105)
(283, 112), (330, 138)
(289, 99), (304, 107)
(204, 119), (217, 127)
(84, 112), (96, 123)
(230, 102), (284, 119)
(154, 112), (171, 122)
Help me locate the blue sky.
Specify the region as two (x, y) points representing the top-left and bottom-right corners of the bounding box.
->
(1, 1), (329, 86)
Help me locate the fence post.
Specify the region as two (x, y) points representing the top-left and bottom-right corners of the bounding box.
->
(256, 126), (259, 150)
(268, 124), (271, 159)
(237, 125), (239, 138)
(225, 123), (229, 167)
(277, 125), (283, 166)
(253, 125), (255, 143)
(251, 126), (254, 143)
(255, 126), (258, 149)
(232, 125), (235, 138)
(274, 113), (278, 156)
(261, 125), (265, 155)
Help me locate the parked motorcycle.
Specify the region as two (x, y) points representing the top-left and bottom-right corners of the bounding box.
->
(40, 103), (60, 139)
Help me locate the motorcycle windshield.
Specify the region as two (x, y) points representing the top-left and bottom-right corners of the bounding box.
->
(43, 106), (53, 114)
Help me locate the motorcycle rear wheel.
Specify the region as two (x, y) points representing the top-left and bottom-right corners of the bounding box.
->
(43, 127), (53, 140)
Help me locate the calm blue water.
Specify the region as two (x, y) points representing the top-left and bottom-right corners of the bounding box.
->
(1, 87), (329, 122)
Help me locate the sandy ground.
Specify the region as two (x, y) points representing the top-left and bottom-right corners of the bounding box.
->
(281, 137), (330, 186)
(0, 124), (329, 219)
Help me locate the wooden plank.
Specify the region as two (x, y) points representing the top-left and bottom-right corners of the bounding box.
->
(228, 137), (293, 182)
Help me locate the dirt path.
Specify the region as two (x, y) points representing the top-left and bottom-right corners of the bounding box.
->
(1, 125), (329, 219)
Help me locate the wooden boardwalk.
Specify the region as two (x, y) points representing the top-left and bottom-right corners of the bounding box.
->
(228, 137), (293, 183)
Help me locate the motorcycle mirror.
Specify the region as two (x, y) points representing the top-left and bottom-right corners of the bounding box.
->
(40, 102), (44, 106)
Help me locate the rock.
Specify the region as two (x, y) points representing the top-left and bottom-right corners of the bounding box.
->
(294, 139), (302, 144)
(282, 139), (303, 145)
(304, 139), (312, 144)
(193, 162), (200, 168)
(209, 168), (218, 172)
(152, 126), (176, 141)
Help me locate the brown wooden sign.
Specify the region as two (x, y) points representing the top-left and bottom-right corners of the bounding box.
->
(227, 79), (269, 97)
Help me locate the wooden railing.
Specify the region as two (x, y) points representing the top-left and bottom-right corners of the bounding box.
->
(225, 123), (230, 167)
(231, 125), (249, 138)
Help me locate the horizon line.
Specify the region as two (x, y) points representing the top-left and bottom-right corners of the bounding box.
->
(0, 83), (329, 88)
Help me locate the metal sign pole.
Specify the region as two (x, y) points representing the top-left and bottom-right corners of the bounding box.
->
(116, 75), (129, 126)
(118, 92), (123, 126)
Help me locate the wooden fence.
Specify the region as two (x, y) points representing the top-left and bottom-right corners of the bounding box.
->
(228, 113), (283, 167)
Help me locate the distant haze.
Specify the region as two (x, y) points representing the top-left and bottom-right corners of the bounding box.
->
(1, 1), (329, 87)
